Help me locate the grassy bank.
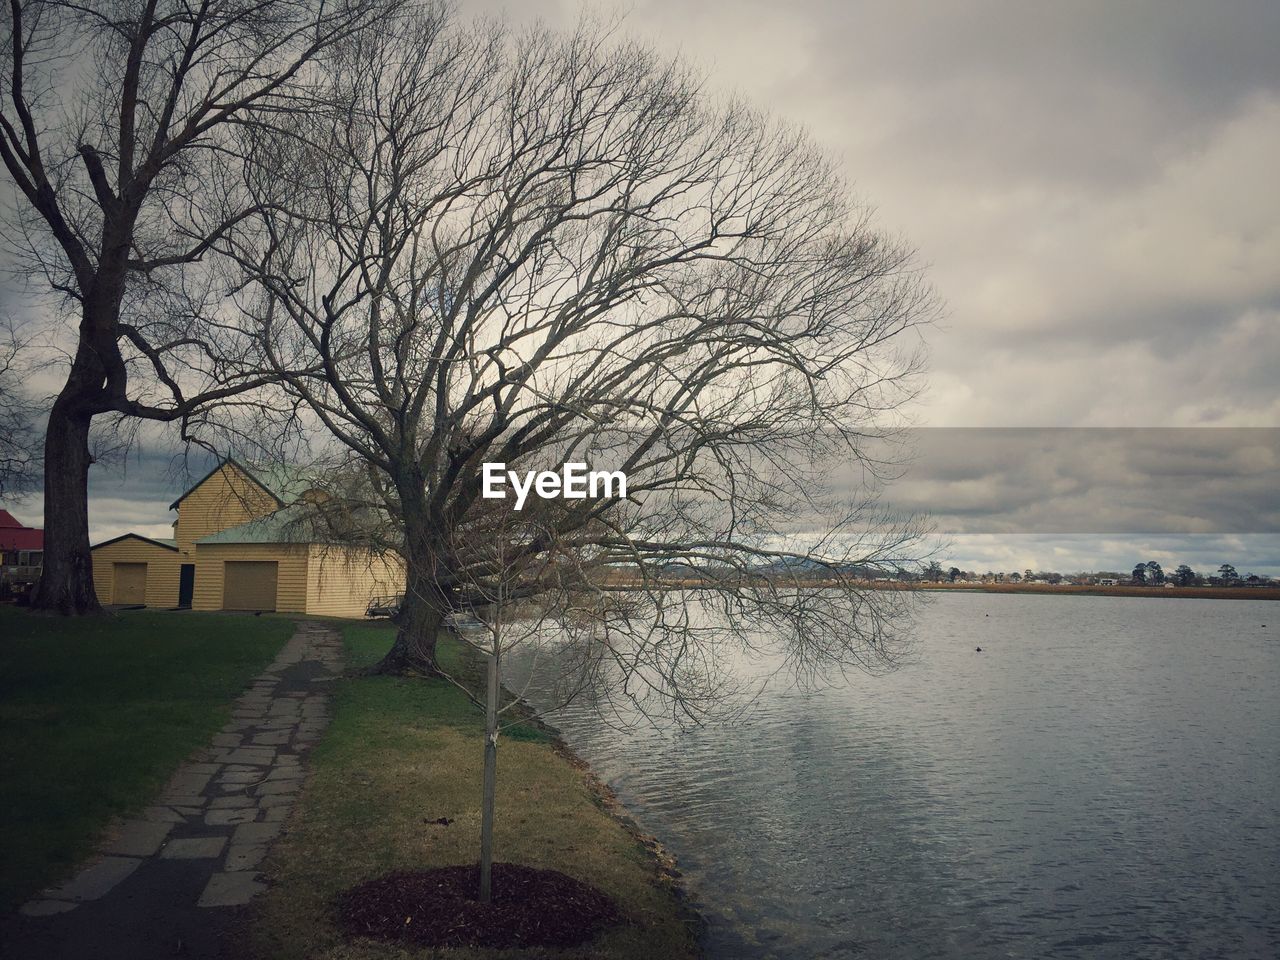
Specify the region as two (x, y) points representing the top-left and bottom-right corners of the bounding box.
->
(251, 623), (699, 960)
(0, 607), (293, 910)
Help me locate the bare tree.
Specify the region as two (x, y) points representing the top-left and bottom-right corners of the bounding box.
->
(233, 7), (935, 674)
(440, 504), (592, 904)
(0, 0), (394, 613)
(441, 493), (713, 904)
(0, 318), (39, 496)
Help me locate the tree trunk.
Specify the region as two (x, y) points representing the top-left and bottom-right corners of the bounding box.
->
(30, 260), (123, 616)
(30, 393), (101, 614)
(370, 493), (456, 674)
(478, 642), (499, 903)
(370, 528), (452, 673)
(371, 595), (445, 674)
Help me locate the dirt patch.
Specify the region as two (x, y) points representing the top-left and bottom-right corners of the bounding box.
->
(335, 863), (621, 949)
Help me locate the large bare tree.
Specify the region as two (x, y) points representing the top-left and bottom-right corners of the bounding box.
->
(0, 0), (392, 613)
(235, 7), (935, 674)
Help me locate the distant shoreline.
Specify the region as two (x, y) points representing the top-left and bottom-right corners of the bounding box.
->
(887, 582), (1280, 601)
(594, 576), (1280, 601)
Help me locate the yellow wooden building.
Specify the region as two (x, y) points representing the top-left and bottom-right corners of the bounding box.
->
(89, 533), (181, 607)
(90, 460), (404, 616)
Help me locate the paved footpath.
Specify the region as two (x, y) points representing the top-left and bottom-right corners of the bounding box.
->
(5, 621), (343, 960)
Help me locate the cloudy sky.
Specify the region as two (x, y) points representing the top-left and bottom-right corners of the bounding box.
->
(6, 0), (1279, 574)
(583, 0), (1280, 429)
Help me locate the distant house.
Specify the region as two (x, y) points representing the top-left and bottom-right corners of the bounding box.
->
(0, 509), (44, 597)
(91, 459), (403, 615)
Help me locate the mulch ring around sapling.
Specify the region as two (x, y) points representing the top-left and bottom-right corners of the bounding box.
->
(335, 863), (622, 949)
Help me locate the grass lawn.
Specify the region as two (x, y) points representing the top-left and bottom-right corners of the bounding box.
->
(252, 623), (700, 960)
(0, 607), (293, 910)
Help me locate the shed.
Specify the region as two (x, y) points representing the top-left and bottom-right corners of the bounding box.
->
(90, 458), (404, 615)
(90, 534), (181, 607)
(193, 503), (403, 616)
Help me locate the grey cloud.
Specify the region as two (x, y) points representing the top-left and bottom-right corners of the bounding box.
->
(7, 0), (1279, 430)
(556, 0), (1280, 428)
(804, 0), (1280, 186)
(77, 447), (219, 541)
(859, 428), (1280, 534)
(35, 427), (1280, 580)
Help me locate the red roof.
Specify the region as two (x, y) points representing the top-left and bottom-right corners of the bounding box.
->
(0, 509), (43, 551)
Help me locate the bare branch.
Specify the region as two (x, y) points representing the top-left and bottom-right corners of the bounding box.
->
(234, 9), (937, 680)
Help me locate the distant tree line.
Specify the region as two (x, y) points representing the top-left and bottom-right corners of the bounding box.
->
(1128, 561), (1271, 586)
(891, 560), (1276, 587)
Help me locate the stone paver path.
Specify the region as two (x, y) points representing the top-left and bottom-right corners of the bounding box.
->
(7, 621), (343, 960)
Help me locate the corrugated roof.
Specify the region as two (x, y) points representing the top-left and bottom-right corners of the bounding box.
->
(247, 464), (319, 506)
(195, 500), (401, 552)
(196, 503), (327, 545)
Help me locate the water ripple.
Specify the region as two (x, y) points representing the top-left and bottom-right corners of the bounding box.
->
(508, 594), (1280, 959)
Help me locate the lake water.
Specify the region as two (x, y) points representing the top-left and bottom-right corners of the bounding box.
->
(509, 593), (1280, 959)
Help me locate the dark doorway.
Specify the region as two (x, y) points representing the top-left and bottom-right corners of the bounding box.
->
(178, 564), (195, 608)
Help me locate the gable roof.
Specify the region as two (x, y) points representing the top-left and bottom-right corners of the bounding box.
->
(91, 533), (179, 552)
(0, 509), (24, 528)
(168, 458), (285, 512)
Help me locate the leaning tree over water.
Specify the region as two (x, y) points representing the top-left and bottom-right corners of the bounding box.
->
(231, 4), (936, 675)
